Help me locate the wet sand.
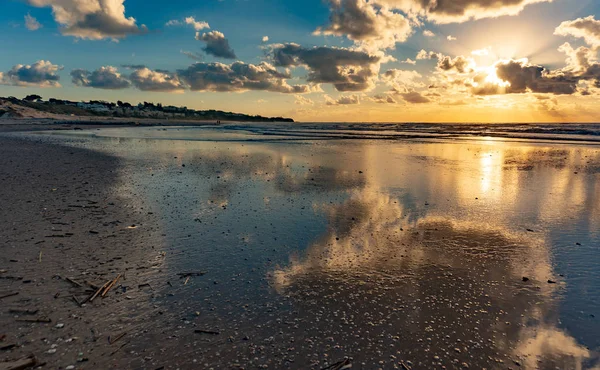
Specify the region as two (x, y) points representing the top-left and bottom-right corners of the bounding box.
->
(0, 135), (167, 368)
(1, 124), (599, 369)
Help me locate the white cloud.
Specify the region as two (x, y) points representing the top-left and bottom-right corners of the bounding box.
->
(314, 0), (412, 51)
(447, 35), (457, 41)
(423, 30), (435, 37)
(555, 16), (600, 48)
(262, 36), (269, 43)
(24, 13), (42, 31)
(27, 0), (146, 40)
(294, 95), (315, 105)
(166, 16), (209, 31)
(129, 67), (185, 92)
(471, 47), (491, 56)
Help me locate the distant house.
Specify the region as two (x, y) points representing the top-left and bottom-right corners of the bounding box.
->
(77, 102), (110, 113)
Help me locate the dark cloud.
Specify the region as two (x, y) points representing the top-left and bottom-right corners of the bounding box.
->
(27, 0), (146, 40)
(469, 58), (596, 96)
(121, 64), (147, 70)
(0, 60), (62, 87)
(176, 61), (312, 93)
(196, 31), (237, 59)
(437, 55), (474, 73)
(314, 0), (412, 50)
(129, 68), (185, 92)
(379, 0), (551, 23)
(271, 43), (381, 91)
(401, 91), (431, 103)
(71, 66), (131, 89)
(496, 60), (578, 95)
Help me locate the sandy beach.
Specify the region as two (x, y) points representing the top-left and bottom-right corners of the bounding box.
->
(0, 132), (172, 368)
(1, 121), (599, 369)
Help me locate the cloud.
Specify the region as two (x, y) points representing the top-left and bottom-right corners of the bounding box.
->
(400, 90), (430, 103)
(180, 50), (204, 61)
(471, 47), (491, 56)
(27, 0), (147, 40)
(196, 31), (237, 59)
(400, 58), (416, 64)
(325, 94), (361, 105)
(497, 60), (582, 95)
(377, 0), (551, 24)
(25, 13), (42, 31)
(437, 55), (474, 73)
(0, 60), (62, 87)
(371, 93), (397, 103)
(129, 68), (185, 92)
(558, 42), (597, 74)
(447, 35), (457, 41)
(469, 59), (579, 96)
(314, 0), (412, 50)
(294, 95), (315, 105)
(176, 61), (313, 93)
(382, 69), (423, 91)
(555, 16), (600, 48)
(70, 66), (130, 89)
(416, 49), (440, 59)
(262, 36), (269, 43)
(166, 16), (209, 31)
(121, 64), (146, 70)
(270, 43), (381, 91)
(423, 30), (435, 37)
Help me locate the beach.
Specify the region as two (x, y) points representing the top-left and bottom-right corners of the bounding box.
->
(1, 121), (599, 369)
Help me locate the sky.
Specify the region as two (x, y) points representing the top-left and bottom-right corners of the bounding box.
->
(1, 0), (599, 123)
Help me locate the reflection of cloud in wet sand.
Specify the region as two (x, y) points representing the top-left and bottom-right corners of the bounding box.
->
(272, 190), (595, 369)
(186, 149), (365, 204)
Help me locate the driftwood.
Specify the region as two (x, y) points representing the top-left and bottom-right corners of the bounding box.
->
(109, 341), (129, 356)
(194, 329), (220, 335)
(16, 318), (51, 323)
(101, 274), (122, 297)
(108, 332), (127, 345)
(0, 292), (19, 300)
(65, 277), (83, 287)
(321, 359), (352, 370)
(89, 280), (110, 303)
(177, 272), (206, 278)
(400, 361), (412, 370)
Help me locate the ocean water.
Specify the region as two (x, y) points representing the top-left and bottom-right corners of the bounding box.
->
(15, 123), (600, 368)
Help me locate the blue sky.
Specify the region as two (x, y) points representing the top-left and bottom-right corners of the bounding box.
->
(1, 0), (600, 122)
